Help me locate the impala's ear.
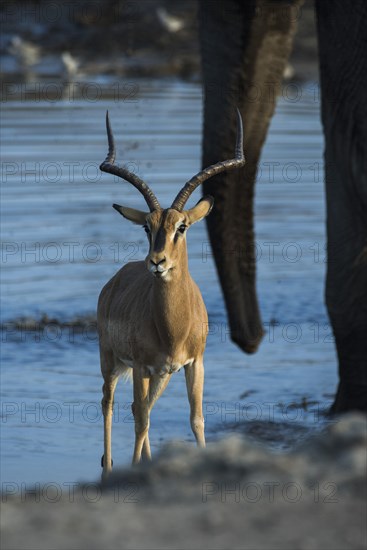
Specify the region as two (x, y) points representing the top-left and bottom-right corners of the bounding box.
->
(186, 196), (214, 225)
(113, 204), (149, 225)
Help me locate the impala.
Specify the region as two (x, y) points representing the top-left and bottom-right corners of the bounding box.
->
(98, 109), (245, 475)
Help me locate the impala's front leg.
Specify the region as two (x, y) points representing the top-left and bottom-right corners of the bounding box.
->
(184, 359), (205, 448)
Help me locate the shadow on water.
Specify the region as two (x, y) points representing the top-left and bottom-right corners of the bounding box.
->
(1, 77), (337, 485)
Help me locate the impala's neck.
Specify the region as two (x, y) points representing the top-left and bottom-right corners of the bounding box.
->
(150, 250), (193, 349)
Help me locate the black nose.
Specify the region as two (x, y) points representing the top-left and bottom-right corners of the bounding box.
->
(150, 257), (166, 266)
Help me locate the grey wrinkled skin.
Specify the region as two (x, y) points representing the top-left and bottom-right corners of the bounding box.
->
(199, 0), (367, 412)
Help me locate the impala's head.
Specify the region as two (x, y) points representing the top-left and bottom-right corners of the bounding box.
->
(100, 110), (245, 280)
(113, 199), (213, 279)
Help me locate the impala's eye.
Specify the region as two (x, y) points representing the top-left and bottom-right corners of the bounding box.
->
(143, 224), (150, 234)
(177, 224), (187, 234)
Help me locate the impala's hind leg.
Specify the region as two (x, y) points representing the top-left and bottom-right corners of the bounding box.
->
(132, 370), (171, 464)
(132, 367), (150, 464)
(144, 373), (171, 460)
(185, 359), (205, 448)
(100, 349), (118, 478)
(132, 400), (151, 462)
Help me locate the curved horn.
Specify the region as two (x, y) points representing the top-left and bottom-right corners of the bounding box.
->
(99, 111), (161, 212)
(171, 108), (245, 211)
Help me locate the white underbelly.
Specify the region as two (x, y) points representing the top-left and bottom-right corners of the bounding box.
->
(118, 358), (133, 369)
(117, 357), (194, 376)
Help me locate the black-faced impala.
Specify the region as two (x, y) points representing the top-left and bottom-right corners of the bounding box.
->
(98, 109), (245, 476)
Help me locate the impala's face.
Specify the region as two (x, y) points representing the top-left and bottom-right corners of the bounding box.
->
(144, 208), (189, 279)
(113, 197), (214, 281)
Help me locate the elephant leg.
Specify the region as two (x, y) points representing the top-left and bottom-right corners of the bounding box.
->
(199, 0), (303, 353)
(315, 0), (367, 413)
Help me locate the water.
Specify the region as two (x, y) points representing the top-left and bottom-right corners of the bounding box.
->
(1, 78), (337, 486)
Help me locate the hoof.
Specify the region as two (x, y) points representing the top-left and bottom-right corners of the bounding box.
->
(101, 455), (113, 468)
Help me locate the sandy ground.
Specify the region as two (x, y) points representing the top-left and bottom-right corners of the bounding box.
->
(1, 414), (366, 550)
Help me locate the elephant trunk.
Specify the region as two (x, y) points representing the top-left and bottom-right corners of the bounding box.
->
(199, 0), (302, 353)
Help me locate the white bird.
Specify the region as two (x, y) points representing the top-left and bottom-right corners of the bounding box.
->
(8, 36), (40, 68)
(156, 7), (185, 33)
(61, 52), (79, 79)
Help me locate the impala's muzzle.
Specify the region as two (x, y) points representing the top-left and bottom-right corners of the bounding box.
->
(149, 257), (168, 277)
